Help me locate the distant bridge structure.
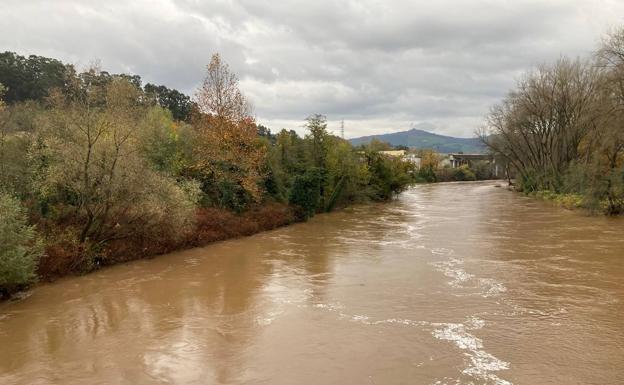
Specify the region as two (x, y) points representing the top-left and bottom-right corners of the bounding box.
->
(449, 153), (504, 177)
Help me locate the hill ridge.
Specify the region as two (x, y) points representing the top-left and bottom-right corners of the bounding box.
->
(349, 127), (485, 154)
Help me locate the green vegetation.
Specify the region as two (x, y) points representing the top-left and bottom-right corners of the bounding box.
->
(529, 190), (584, 210)
(411, 149), (495, 183)
(0, 52), (415, 297)
(0, 193), (41, 297)
(482, 27), (624, 215)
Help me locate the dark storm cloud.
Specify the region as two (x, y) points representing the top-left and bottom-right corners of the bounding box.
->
(1, 0), (623, 137)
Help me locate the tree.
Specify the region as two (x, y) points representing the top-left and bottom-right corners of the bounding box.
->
(289, 168), (321, 219)
(366, 138), (393, 152)
(195, 53), (251, 121)
(0, 52), (70, 104)
(144, 83), (193, 122)
(305, 114), (329, 169)
(482, 58), (600, 192)
(305, 114), (329, 209)
(576, 27), (624, 213)
(41, 77), (198, 247)
(471, 160), (494, 180)
(364, 148), (415, 200)
(417, 149), (440, 182)
(0, 193), (41, 297)
(324, 136), (370, 210)
(193, 53), (266, 208)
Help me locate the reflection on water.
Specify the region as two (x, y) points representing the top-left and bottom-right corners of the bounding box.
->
(1, 181), (623, 384)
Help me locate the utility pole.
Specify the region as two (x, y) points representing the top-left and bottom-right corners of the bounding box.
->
(340, 120), (345, 139)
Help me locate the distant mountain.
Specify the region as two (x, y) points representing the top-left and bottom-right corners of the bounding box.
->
(349, 125), (486, 154)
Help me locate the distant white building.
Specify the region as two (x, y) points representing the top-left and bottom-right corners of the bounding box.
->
(379, 150), (406, 157)
(379, 150), (422, 168)
(404, 153), (421, 168)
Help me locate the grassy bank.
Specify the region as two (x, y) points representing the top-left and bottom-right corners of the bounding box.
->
(527, 190), (585, 211)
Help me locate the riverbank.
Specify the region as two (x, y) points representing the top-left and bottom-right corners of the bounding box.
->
(510, 185), (618, 215)
(34, 202), (299, 286)
(526, 190), (585, 211)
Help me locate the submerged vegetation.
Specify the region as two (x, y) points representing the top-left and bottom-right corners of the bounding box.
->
(0, 52), (415, 297)
(482, 27), (624, 215)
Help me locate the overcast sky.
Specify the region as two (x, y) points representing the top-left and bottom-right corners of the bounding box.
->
(2, 1), (624, 138)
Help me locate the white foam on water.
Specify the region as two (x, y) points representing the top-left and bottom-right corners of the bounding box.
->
(479, 278), (508, 298)
(465, 316), (486, 330)
(430, 378), (467, 385)
(430, 258), (474, 288)
(350, 314), (370, 322)
(371, 318), (428, 327)
(312, 302), (343, 312)
(431, 317), (512, 385)
(432, 247), (455, 255)
(313, 302), (513, 385)
(255, 310), (284, 326)
(256, 285), (315, 327)
(276, 249), (304, 257)
(462, 350), (511, 385)
(432, 322), (482, 350)
(430, 251), (508, 299)
(307, 268), (512, 385)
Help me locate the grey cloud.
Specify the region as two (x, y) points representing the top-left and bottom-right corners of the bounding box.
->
(1, 0), (623, 138)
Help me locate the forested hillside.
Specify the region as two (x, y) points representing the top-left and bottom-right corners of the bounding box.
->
(349, 125), (485, 153)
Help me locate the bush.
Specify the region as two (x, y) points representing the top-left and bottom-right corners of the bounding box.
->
(417, 165), (437, 182)
(530, 190), (584, 210)
(471, 161), (494, 180)
(366, 152), (415, 200)
(289, 168), (321, 219)
(0, 193), (42, 296)
(452, 165), (477, 181)
(435, 165), (477, 182)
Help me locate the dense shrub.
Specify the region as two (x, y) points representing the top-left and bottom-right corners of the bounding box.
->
(452, 165), (477, 181)
(289, 168), (321, 219)
(188, 203), (295, 246)
(471, 161), (494, 180)
(430, 162), (493, 183)
(0, 193), (42, 296)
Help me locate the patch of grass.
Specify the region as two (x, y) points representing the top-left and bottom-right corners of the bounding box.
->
(529, 190), (584, 210)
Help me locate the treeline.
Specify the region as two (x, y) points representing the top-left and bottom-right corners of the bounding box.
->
(414, 149), (496, 183)
(356, 141), (497, 184)
(0, 52), (415, 297)
(482, 27), (624, 214)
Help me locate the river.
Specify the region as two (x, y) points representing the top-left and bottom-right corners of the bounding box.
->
(1, 181), (623, 385)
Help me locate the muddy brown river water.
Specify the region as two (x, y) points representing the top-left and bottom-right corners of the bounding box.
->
(1, 181), (623, 385)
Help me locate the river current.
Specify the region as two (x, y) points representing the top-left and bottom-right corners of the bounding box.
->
(1, 181), (623, 384)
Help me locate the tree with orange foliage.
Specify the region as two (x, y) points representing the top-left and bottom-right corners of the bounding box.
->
(193, 54), (266, 210)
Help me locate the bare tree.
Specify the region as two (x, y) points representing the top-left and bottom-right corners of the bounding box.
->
(482, 58), (600, 191)
(195, 53), (252, 122)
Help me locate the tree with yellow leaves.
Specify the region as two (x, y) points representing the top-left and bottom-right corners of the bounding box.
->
(193, 54), (266, 210)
